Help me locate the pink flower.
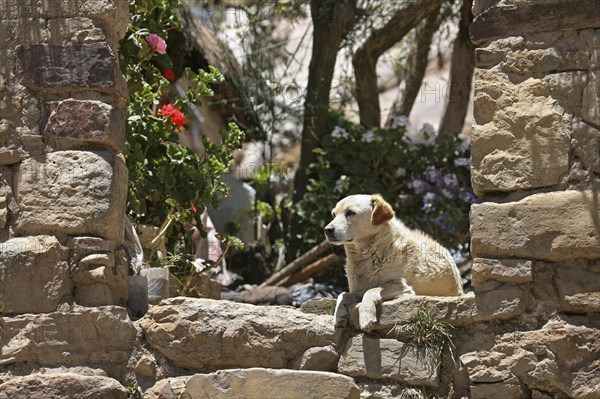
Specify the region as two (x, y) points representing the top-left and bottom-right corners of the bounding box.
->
(146, 34), (167, 54)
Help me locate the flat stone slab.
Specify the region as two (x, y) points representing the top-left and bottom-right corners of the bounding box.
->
(471, 190), (600, 261)
(0, 373), (127, 399)
(338, 335), (440, 387)
(0, 306), (136, 369)
(139, 297), (342, 371)
(349, 291), (531, 333)
(144, 368), (360, 399)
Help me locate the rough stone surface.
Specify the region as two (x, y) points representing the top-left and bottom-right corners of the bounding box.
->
(471, 258), (533, 287)
(144, 369), (361, 399)
(470, 382), (527, 399)
(338, 335), (440, 387)
(471, 190), (600, 261)
(300, 297), (336, 315)
(554, 260), (600, 313)
(44, 99), (125, 151)
(471, 70), (571, 194)
(0, 235), (71, 313)
(16, 43), (118, 92)
(0, 373), (127, 399)
(0, 306), (136, 372)
(139, 297), (342, 371)
(67, 236), (116, 253)
(0, 148), (21, 165)
(292, 345), (339, 372)
(582, 69), (600, 128)
(461, 318), (600, 399)
(471, 1), (600, 44)
(350, 291), (530, 333)
(14, 151), (127, 242)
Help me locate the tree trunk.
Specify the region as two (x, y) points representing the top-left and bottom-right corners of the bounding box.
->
(353, 0), (445, 128)
(290, 0), (356, 251)
(386, 8), (442, 125)
(438, 0), (475, 139)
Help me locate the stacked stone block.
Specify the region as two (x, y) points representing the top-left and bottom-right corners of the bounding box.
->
(463, 1), (600, 397)
(0, 0), (129, 313)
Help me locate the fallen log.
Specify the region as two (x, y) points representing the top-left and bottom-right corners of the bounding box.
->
(259, 240), (331, 288)
(277, 253), (343, 287)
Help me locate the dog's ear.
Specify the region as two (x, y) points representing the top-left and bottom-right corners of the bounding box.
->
(371, 195), (395, 225)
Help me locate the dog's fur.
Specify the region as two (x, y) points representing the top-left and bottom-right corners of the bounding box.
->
(325, 194), (463, 330)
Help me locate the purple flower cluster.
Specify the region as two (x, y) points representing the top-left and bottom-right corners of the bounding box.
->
(424, 166), (441, 183)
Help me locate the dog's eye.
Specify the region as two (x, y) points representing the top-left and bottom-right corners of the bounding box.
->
(345, 210), (355, 217)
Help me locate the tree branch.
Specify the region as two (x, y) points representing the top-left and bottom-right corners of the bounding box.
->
(353, 0), (444, 128)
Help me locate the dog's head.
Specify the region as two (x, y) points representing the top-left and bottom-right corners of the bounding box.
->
(324, 194), (395, 244)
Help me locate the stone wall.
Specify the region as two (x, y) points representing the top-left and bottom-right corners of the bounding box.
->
(0, 0), (129, 313)
(1, 0), (599, 398)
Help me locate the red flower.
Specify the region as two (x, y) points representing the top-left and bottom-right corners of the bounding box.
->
(158, 103), (186, 129)
(190, 201), (197, 214)
(164, 68), (175, 81)
(158, 103), (175, 117)
(170, 109), (186, 127)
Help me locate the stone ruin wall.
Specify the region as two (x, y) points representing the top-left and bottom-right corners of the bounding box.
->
(0, 0), (129, 313)
(0, 0), (599, 398)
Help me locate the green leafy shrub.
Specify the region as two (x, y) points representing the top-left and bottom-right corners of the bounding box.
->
(293, 112), (473, 259)
(119, 0), (244, 273)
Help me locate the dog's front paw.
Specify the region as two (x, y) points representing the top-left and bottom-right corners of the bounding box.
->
(358, 305), (378, 331)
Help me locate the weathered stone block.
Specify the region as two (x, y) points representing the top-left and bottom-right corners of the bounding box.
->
(0, 148), (21, 165)
(139, 297), (342, 371)
(0, 374), (127, 399)
(16, 43), (118, 92)
(350, 290), (530, 333)
(0, 0), (128, 40)
(0, 306), (136, 368)
(471, 1), (600, 44)
(471, 382), (527, 399)
(471, 190), (600, 261)
(472, 70), (571, 194)
(67, 236), (116, 253)
(582, 69), (600, 128)
(144, 369), (361, 399)
(0, 195), (7, 229)
(0, 235), (72, 314)
(292, 345), (338, 372)
(338, 335), (439, 387)
(14, 151), (127, 242)
(572, 120), (600, 175)
(46, 17), (102, 44)
(475, 32), (591, 76)
(460, 319), (600, 399)
(471, 258), (533, 287)
(43, 99), (124, 151)
(555, 260), (600, 313)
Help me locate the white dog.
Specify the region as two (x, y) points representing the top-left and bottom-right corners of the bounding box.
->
(325, 194), (463, 330)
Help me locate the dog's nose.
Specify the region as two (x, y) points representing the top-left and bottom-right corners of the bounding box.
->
(324, 227), (335, 237)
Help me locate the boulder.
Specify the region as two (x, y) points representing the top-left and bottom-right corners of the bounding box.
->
(144, 368), (360, 399)
(139, 297), (342, 371)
